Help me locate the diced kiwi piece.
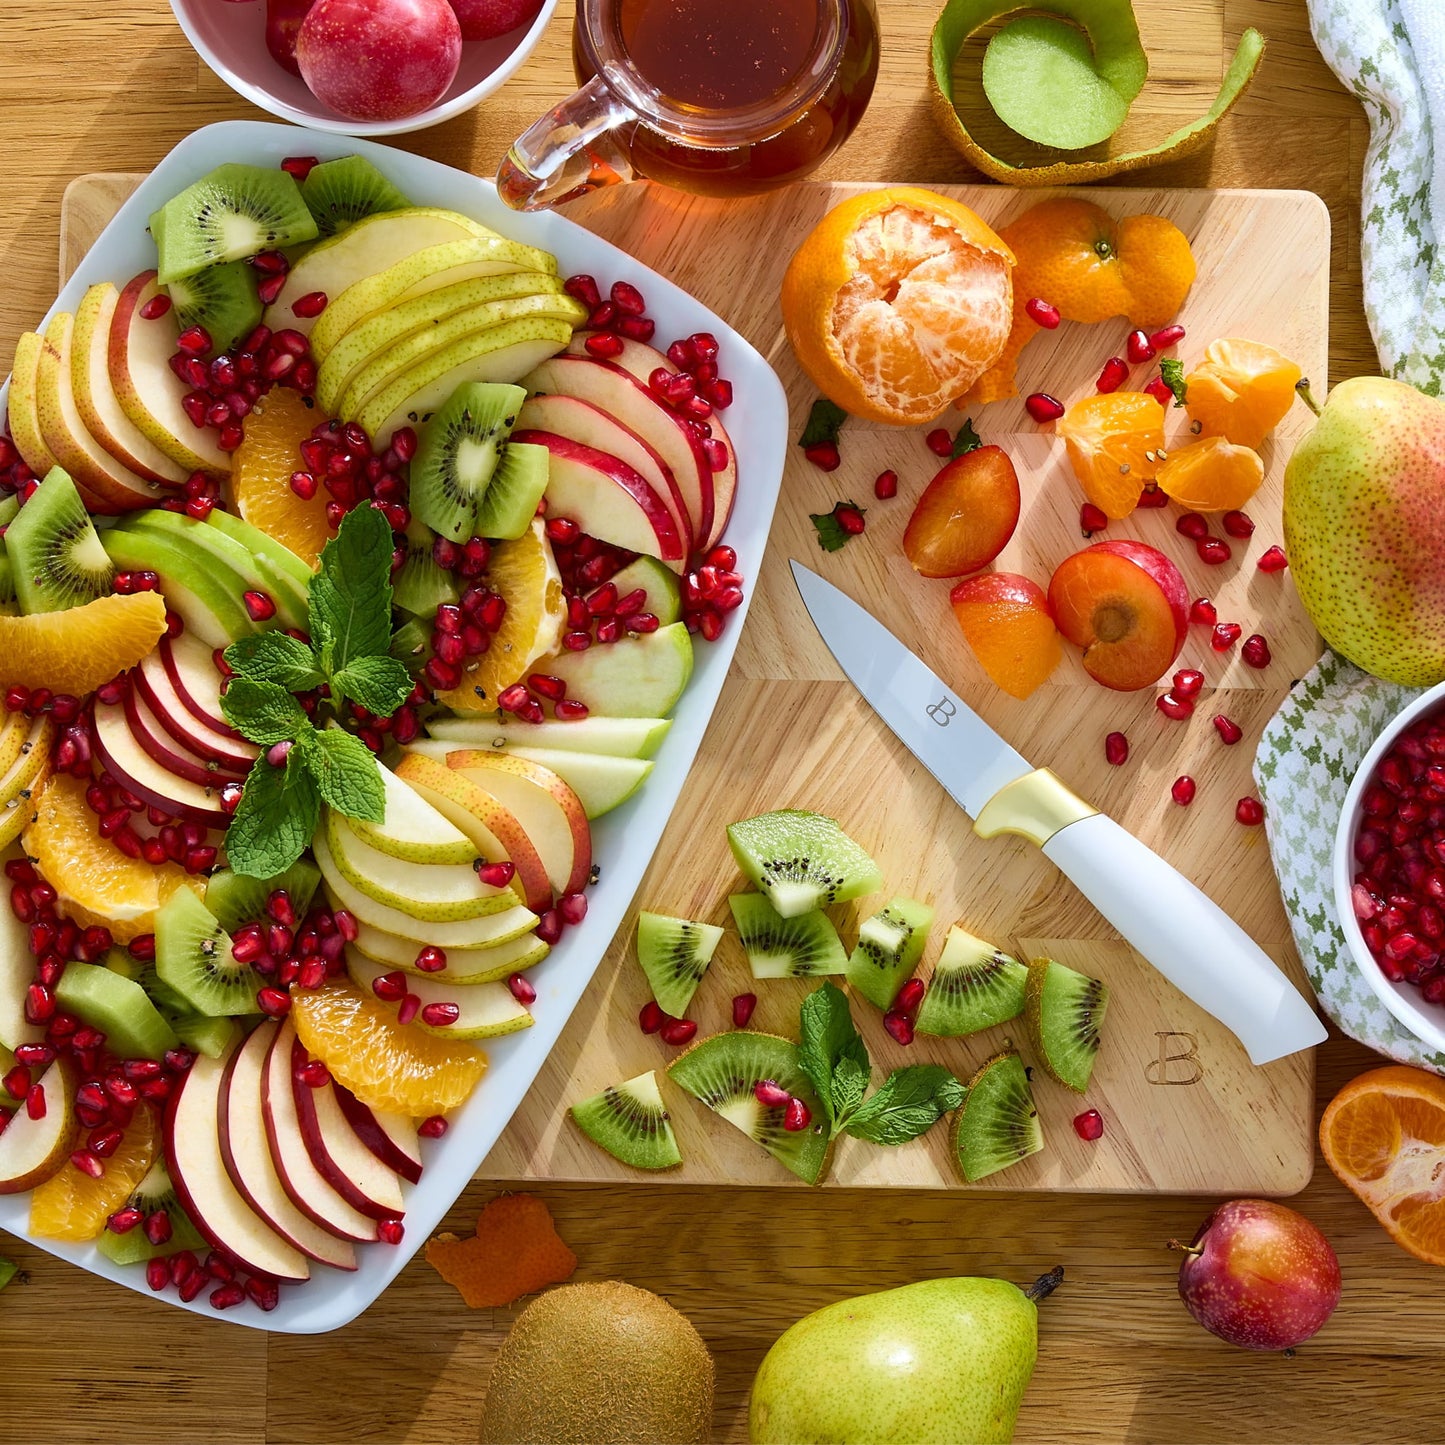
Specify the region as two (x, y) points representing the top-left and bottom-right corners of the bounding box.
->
(726, 809), (882, 918)
(950, 1050), (1044, 1183)
(915, 926), (1028, 1038)
(103, 948), (145, 984)
(164, 260), (261, 354)
(391, 614), (431, 674)
(5, 467), (114, 613)
(845, 896), (934, 1011)
(410, 383), (549, 543)
(300, 155), (412, 238)
(205, 860), (321, 933)
(150, 163), (319, 285)
(1025, 957), (1109, 1092)
(170, 1014), (242, 1061)
(729, 893), (846, 979)
(392, 517), (461, 617)
(668, 1030), (830, 1184)
(0, 1044), (17, 1111)
(95, 1158), (207, 1265)
(604, 557), (681, 626)
(636, 911), (723, 1018)
(154, 887), (262, 1018)
(0, 495), (20, 530)
(54, 963), (180, 1060)
(137, 967), (192, 1019)
(0, 1258), (16, 1291)
(569, 1070), (682, 1171)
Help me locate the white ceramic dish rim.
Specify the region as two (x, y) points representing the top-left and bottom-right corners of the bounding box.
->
(0, 118), (790, 1332)
(1332, 677), (1445, 1052)
(167, 0), (560, 137)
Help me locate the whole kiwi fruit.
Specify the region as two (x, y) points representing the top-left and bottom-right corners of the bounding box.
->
(479, 1280), (713, 1445)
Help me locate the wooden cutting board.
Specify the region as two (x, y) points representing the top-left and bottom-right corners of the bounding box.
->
(62, 174), (1328, 1195)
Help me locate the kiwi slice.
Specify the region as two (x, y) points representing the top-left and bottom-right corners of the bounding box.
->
(54, 963), (180, 1060)
(170, 1014), (242, 1061)
(154, 887), (262, 1018)
(95, 1158), (207, 1265)
(150, 163), (318, 285)
(570, 1070), (683, 1171)
(915, 926), (1028, 1037)
(392, 517), (461, 617)
(410, 382), (550, 543)
(390, 614), (432, 674)
(1025, 958), (1109, 1092)
(845, 896), (934, 1011)
(5, 467), (114, 613)
(726, 809), (883, 918)
(205, 860), (321, 933)
(950, 1049), (1044, 1183)
(635, 911), (723, 1018)
(300, 155), (411, 238)
(667, 1030), (830, 1184)
(729, 893), (846, 979)
(604, 557), (681, 626)
(164, 260), (261, 354)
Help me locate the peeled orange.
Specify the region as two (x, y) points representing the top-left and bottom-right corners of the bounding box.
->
(1155, 436), (1265, 512)
(233, 387), (331, 567)
(781, 187), (1014, 425)
(0, 591), (166, 697)
(29, 1103), (159, 1241)
(1056, 392), (1166, 520)
(1185, 338), (1302, 449)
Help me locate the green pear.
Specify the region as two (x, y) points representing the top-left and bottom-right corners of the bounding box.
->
(749, 1271), (1062, 1445)
(1283, 376), (1445, 685)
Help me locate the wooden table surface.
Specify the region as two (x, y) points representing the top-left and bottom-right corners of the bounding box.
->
(0, 1), (1431, 1441)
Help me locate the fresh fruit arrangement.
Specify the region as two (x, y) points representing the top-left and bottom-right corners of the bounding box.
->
(0, 145), (752, 1314)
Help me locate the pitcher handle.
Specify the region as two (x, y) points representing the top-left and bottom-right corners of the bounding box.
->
(496, 75), (638, 212)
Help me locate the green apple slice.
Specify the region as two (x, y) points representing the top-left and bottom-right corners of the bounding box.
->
(101, 527), (255, 647)
(203, 509), (315, 591)
(347, 762), (481, 866)
(350, 919), (547, 982)
(424, 713), (672, 759)
(54, 963), (180, 1059)
(537, 622), (693, 718)
(345, 951), (534, 1040)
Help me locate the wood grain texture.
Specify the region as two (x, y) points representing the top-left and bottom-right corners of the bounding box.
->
(0, 3), (1429, 1444)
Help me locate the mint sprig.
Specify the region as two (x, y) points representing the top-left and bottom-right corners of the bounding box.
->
(950, 418), (983, 458)
(1159, 357), (1188, 406)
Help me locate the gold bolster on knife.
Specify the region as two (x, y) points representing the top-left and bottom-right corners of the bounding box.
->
(972, 768), (1099, 848)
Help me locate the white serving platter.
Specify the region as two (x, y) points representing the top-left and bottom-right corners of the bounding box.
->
(0, 119), (789, 1332)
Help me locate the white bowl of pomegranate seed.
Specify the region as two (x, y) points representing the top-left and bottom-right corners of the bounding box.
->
(1334, 680), (1445, 1050)
(170, 0), (556, 136)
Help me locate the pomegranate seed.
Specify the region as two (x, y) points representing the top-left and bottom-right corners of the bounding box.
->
(610, 280), (646, 315)
(883, 1010), (915, 1046)
(925, 428), (952, 457)
(835, 504), (865, 536)
(1172, 668), (1204, 700)
(1156, 692), (1194, 721)
(564, 274), (601, 308)
(1242, 634), (1272, 668)
(176, 325), (211, 355)
(25, 983), (54, 1024)
(555, 699), (590, 721)
(178, 1271), (207, 1304)
(783, 1097), (812, 1131)
(1150, 325), (1186, 349)
(1175, 512), (1209, 541)
(1221, 510), (1255, 539)
(107, 1204), (145, 1234)
(397, 994), (421, 1026)
(13, 1044), (52, 1067)
(1143, 376), (1174, 406)
(754, 1080), (791, 1108)
(420, 1001), (460, 1028)
(732, 992), (757, 1027)
(584, 332), (623, 359)
(89, 1127), (123, 1158)
(144, 1209), (173, 1245)
(1211, 622), (1242, 652)
(1073, 1108), (1105, 1140)
(1236, 797), (1265, 826)
(895, 978), (926, 1014)
(1024, 297), (1061, 328)
(1171, 775), (1197, 806)
(256, 986), (291, 1018)
(1126, 329), (1156, 364)
(378, 1219), (405, 1245)
(243, 590), (276, 621)
(247, 1277), (280, 1312)
(291, 290), (328, 319)
(659, 1018), (698, 1047)
(170, 1250), (198, 1287)
(209, 1283), (246, 1311)
(295, 1060), (330, 1089)
(371, 971), (408, 1003)
(1025, 392), (1065, 422)
(139, 294), (172, 320)
(1197, 537), (1232, 565)
(1213, 714), (1244, 745)
(3, 1065), (27, 1101)
(558, 892), (588, 925)
(419, 1115), (448, 1139)
(1104, 731), (1129, 765)
(1096, 357), (1129, 393)
(205, 1250), (234, 1282)
(803, 440), (840, 470)
(414, 945), (447, 974)
(1257, 545), (1289, 572)
(1189, 597), (1218, 626)
(146, 1259), (170, 1292)
(874, 469), (898, 500)
(1080, 502), (1108, 535)
(638, 1000), (665, 1034)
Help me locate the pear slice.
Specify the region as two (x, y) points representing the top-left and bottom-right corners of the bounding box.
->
(350, 919), (547, 982)
(423, 713), (671, 760)
(6, 332), (60, 481)
(348, 762), (481, 866)
(345, 951), (534, 1040)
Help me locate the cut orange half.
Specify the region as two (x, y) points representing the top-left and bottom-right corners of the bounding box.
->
(1185, 338), (1302, 449)
(233, 387), (331, 568)
(1056, 392), (1166, 520)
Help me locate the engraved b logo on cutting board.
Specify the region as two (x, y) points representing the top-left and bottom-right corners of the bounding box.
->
(1146, 1032), (1204, 1085)
(926, 697), (956, 726)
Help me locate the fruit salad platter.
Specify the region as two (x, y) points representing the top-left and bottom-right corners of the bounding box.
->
(0, 119), (788, 1332)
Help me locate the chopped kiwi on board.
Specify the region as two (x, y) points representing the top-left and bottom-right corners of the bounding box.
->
(1025, 957), (1110, 1092)
(5, 468), (114, 614)
(915, 926), (1028, 1037)
(569, 1071), (683, 1171)
(845, 896), (934, 1011)
(729, 892), (847, 979)
(636, 912), (723, 1018)
(300, 155), (412, 238)
(951, 1049), (1044, 1183)
(726, 808), (882, 918)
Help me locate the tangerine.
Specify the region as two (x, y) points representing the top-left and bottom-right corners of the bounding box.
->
(232, 387), (332, 567)
(1056, 392), (1166, 520)
(0, 591), (167, 697)
(29, 1102), (159, 1241)
(781, 187), (1014, 425)
(1155, 436), (1265, 512)
(1185, 338), (1302, 448)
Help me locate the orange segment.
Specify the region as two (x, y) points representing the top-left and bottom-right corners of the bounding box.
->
(949, 573), (1061, 700)
(232, 387), (332, 567)
(1320, 1065), (1445, 1264)
(1155, 436), (1265, 512)
(782, 187), (1014, 425)
(1185, 338), (1303, 448)
(29, 1102), (159, 1241)
(292, 978), (487, 1117)
(436, 519), (565, 713)
(23, 773), (199, 941)
(0, 592), (166, 697)
(1056, 392), (1166, 520)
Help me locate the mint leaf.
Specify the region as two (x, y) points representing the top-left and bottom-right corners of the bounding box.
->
(797, 982), (869, 1131)
(1159, 358), (1188, 406)
(309, 505), (396, 677)
(220, 678), (311, 747)
(844, 1065), (965, 1146)
(296, 728), (385, 822)
(224, 632), (323, 693)
(950, 419), (983, 457)
(332, 653), (413, 719)
(798, 398), (848, 449)
(224, 751), (321, 879)
(809, 502), (865, 554)
(831, 1055), (870, 1129)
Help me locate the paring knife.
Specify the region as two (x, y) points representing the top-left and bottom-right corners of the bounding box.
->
(791, 561), (1327, 1066)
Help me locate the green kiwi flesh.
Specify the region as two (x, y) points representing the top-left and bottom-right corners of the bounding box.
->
(54, 963), (180, 1060)
(5, 468), (114, 613)
(390, 615), (431, 674)
(951, 1050), (1044, 1183)
(636, 911), (723, 1017)
(915, 926), (1028, 1037)
(204, 861), (321, 934)
(668, 1031), (830, 1184)
(170, 1014), (242, 1061)
(726, 809), (883, 918)
(0, 1258), (15, 1291)
(0, 1044), (17, 1110)
(845, 896), (934, 1010)
(570, 1070), (682, 1171)
(1025, 958), (1109, 1092)
(300, 155), (411, 238)
(151, 163), (318, 285)
(164, 260), (261, 354)
(729, 892), (846, 979)
(154, 887), (262, 1018)
(95, 1158), (208, 1265)
(392, 517), (461, 617)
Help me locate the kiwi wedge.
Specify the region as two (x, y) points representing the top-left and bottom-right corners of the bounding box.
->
(570, 1070), (683, 1171)
(845, 896), (934, 1011)
(54, 963), (179, 1060)
(636, 911), (723, 1018)
(668, 1031), (830, 1184)
(205, 860), (321, 933)
(915, 926), (1028, 1037)
(95, 1158), (207, 1265)
(392, 517), (461, 617)
(300, 155), (411, 238)
(150, 163), (318, 285)
(950, 1049), (1044, 1183)
(729, 893), (846, 979)
(726, 809), (883, 919)
(170, 1014), (242, 1061)
(1025, 958), (1109, 1092)
(410, 382), (549, 543)
(154, 887), (263, 1018)
(164, 260), (261, 354)
(5, 467), (114, 613)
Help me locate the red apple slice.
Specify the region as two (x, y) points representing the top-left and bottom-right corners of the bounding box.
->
(0, 1060), (78, 1193)
(333, 1084), (423, 1185)
(123, 680), (248, 789)
(91, 697), (232, 828)
(164, 1044), (310, 1281)
(218, 1020), (358, 1269)
(134, 648), (258, 773)
(160, 632), (242, 739)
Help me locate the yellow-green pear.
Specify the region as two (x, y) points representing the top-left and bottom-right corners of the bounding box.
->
(748, 1270), (1062, 1445)
(1283, 376), (1445, 685)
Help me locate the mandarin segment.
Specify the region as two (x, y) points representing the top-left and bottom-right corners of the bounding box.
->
(232, 386), (332, 567)
(949, 573), (1062, 700)
(1155, 436), (1265, 512)
(1185, 338), (1303, 448)
(29, 1102), (159, 1241)
(1056, 392), (1166, 519)
(0, 591), (167, 697)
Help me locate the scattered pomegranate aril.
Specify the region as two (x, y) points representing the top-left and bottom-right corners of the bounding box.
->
(1025, 392), (1065, 423)
(1024, 297), (1061, 329)
(1213, 715), (1244, 745)
(1073, 1109), (1105, 1141)
(1236, 797), (1265, 827)
(144, 1209), (173, 1246)
(584, 332), (623, 359)
(475, 860), (516, 889)
(874, 469), (898, 500)
(754, 1080), (791, 1108)
(419, 1114), (448, 1140)
(1150, 324), (1186, 350)
(1257, 545), (1289, 572)
(242, 590), (277, 622)
(1156, 692), (1194, 721)
(1241, 634), (1272, 669)
(290, 291), (328, 319)
(732, 992), (757, 1027)
(834, 504), (865, 536)
(1197, 537), (1232, 566)
(1175, 512), (1209, 540)
(295, 1060), (331, 1089)
(659, 1018), (697, 1047)
(1211, 622), (1243, 652)
(256, 986), (291, 1018)
(803, 440), (841, 471)
(413, 945), (446, 974)
(1189, 597), (1218, 626)
(1171, 775), (1197, 806)
(638, 1000), (665, 1034)
(1222, 510), (1255, 538)
(883, 1009), (915, 1046)
(925, 428), (953, 457)
(378, 1218), (405, 1245)
(1096, 357), (1129, 393)
(1128, 329), (1157, 363)
(146, 1259), (171, 1292)
(783, 1097), (812, 1132)
(1105, 731), (1129, 765)
(420, 1001), (460, 1028)
(209, 1282), (246, 1311)
(1172, 669), (1205, 701)
(1080, 502), (1108, 535)
(895, 977), (926, 1014)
